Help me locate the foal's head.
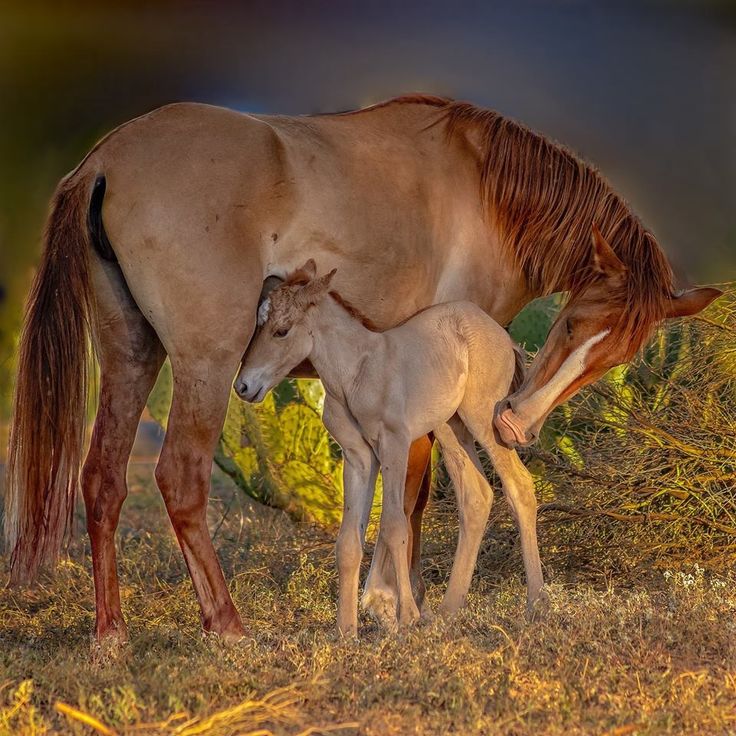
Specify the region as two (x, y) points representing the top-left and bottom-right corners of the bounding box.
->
(494, 227), (721, 447)
(234, 260), (336, 402)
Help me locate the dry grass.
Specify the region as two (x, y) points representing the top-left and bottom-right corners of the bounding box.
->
(1, 464), (735, 736)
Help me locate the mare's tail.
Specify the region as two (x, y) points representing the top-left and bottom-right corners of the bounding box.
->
(5, 172), (95, 584)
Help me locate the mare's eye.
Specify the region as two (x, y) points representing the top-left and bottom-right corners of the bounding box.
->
(565, 319), (574, 337)
(274, 328), (290, 338)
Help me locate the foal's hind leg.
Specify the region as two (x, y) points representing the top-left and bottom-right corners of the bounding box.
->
(82, 261), (165, 643)
(459, 409), (547, 620)
(433, 420), (493, 616)
(155, 355), (246, 641)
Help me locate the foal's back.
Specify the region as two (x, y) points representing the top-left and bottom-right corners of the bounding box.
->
(363, 301), (519, 438)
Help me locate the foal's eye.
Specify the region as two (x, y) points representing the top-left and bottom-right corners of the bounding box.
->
(274, 328), (290, 338)
(565, 319), (574, 337)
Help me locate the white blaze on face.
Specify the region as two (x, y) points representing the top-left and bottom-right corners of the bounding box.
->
(257, 298), (271, 326)
(516, 328), (610, 426)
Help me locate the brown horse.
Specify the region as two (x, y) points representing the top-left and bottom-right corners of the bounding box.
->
(5, 95), (720, 644)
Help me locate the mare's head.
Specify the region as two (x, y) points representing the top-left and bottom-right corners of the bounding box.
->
(234, 260), (336, 402)
(494, 227), (721, 447)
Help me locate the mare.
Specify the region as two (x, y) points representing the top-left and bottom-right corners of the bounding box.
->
(5, 95), (720, 643)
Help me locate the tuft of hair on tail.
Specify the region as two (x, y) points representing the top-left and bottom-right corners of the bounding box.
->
(4, 171), (96, 584)
(510, 342), (526, 394)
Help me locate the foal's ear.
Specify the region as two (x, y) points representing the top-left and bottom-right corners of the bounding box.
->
(299, 259), (317, 279)
(309, 267), (337, 295)
(297, 267), (337, 306)
(665, 287), (723, 318)
(591, 225), (627, 278)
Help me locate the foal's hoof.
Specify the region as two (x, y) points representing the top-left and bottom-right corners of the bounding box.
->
(361, 589), (398, 632)
(526, 588), (551, 623)
(398, 601), (421, 630)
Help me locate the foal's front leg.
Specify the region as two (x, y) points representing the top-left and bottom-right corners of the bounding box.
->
(323, 398), (378, 637)
(376, 433), (421, 628)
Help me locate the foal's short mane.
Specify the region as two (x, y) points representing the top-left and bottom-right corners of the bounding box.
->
(341, 94), (677, 353)
(328, 291), (380, 331)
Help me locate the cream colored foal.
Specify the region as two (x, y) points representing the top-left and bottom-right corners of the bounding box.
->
(236, 260), (546, 637)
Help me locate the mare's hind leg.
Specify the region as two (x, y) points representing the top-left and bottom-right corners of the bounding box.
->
(362, 435), (431, 625)
(155, 354), (246, 641)
(459, 409), (547, 620)
(82, 261), (165, 643)
(433, 420), (493, 616)
(407, 436), (432, 607)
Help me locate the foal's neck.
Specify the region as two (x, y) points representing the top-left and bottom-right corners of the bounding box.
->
(307, 295), (381, 398)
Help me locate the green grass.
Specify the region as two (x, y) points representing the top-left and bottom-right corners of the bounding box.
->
(1, 466), (735, 735)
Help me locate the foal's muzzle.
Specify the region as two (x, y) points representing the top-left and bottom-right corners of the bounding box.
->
(233, 377), (266, 403)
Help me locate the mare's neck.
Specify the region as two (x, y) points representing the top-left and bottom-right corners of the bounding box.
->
(307, 295), (381, 399)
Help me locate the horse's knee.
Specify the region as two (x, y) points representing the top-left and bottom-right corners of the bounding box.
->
(336, 526), (362, 576)
(155, 451), (208, 529)
(380, 512), (409, 552)
(466, 489), (492, 529)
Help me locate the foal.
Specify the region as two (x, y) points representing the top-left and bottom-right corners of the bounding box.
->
(236, 260), (546, 636)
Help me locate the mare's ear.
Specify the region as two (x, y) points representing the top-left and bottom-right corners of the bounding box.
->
(297, 267), (337, 306)
(665, 287), (722, 318)
(591, 225), (627, 278)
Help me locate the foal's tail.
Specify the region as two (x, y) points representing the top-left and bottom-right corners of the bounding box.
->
(509, 343), (526, 394)
(4, 172), (95, 584)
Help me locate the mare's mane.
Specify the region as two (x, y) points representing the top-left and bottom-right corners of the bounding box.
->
(336, 94), (676, 352)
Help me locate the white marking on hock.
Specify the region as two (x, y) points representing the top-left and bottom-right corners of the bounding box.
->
(257, 298), (271, 326)
(516, 328), (610, 427)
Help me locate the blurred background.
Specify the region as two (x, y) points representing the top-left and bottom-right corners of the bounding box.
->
(1, 0), (735, 434)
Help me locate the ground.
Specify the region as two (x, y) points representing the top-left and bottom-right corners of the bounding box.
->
(1, 465), (735, 736)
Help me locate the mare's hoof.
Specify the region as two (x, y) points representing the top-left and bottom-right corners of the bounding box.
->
(203, 615), (247, 646)
(218, 628), (246, 646)
(90, 626), (129, 664)
(526, 587), (551, 623)
(206, 624), (246, 646)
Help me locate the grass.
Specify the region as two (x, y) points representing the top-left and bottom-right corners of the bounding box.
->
(1, 465), (735, 736)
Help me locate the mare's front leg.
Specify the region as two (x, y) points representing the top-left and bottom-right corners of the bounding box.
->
(375, 432), (421, 628)
(155, 356), (246, 642)
(323, 397), (378, 638)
